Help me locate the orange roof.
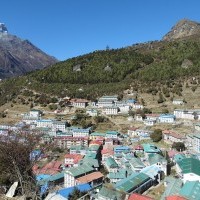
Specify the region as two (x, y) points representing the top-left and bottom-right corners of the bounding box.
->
(166, 195), (187, 200)
(128, 193), (154, 200)
(76, 171), (103, 184)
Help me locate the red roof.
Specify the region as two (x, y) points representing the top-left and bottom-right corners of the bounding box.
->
(129, 127), (138, 131)
(166, 195), (187, 200)
(128, 193), (154, 200)
(65, 154), (84, 164)
(101, 148), (114, 155)
(168, 150), (179, 158)
(134, 145), (144, 150)
(163, 130), (185, 139)
(89, 140), (103, 145)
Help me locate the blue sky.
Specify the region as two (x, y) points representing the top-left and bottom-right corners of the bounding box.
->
(1, 0), (200, 60)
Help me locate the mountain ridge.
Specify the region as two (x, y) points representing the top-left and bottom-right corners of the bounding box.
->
(0, 18), (200, 106)
(162, 19), (200, 41)
(0, 23), (57, 79)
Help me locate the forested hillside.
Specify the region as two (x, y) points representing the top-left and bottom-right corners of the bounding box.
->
(1, 34), (200, 106)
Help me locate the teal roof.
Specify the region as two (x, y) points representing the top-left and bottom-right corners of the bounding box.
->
(84, 152), (97, 159)
(90, 132), (105, 137)
(115, 172), (150, 193)
(141, 165), (161, 179)
(97, 186), (125, 200)
(106, 131), (119, 135)
(161, 177), (183, 200)
(180, 181), (200, 200)
(105, 157), (118, 168)
(174, 154), (186, 163)
(129, 157), (145, 169)
(193, 133), (200, 139)
(79, 157), (99, 168)
(38, 172), (64, 186)
(66, 164), (94, 177)
(88, 144), (100, 151)
(70, 145), (87, 151)
(107, 169), (127, 179)
(142, 143), (161, 153)
(148, 153), (166, 165)
(177, 158), (200, 176)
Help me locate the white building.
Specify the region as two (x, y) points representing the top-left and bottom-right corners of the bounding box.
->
(193, 133), (200, 153)
(86, 109), (98, 116)
(144, 119), (156, 126)
(52, 120), (67, 132)
(162, 130), (186, 144)
(64, 164), (94, 187)
(173, 99), (184, 105)
(22, 109), (42, 124)
(36, 119), (53, 128)
(72, 128), (90, 137)
(159, 114), (175, 123)
(97, 95), (118, 108)
(118, 105), (130, 114)
(176, 157), (200, 183)
(70, 99), (89, 108)
(132, 103), (144, 110)
(135, 114), (143, 121)
(103, 106), (118, 115)
(174, 109), (200, 120)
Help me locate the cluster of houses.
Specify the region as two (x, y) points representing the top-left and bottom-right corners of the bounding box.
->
(63, 95), (143, 116)
(3, 94), (200, 199)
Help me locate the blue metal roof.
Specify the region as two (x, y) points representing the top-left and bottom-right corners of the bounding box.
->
(58, 183), (91, 198)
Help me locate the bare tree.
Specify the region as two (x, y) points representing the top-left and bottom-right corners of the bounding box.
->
(0, 130), (49, 199)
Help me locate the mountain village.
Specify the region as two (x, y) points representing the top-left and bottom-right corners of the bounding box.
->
(1, 92), (200, 200)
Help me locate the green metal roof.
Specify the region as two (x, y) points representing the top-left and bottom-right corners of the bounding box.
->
(38, 172), (64, 186)
(90, 132), (105, 136)
(107, 169), (127, 179)
(148, 153), (166, 165)
(129, 157), (145, 169)
(174, 154), (186, 163)
(161, 177), (183, 200)
(105, 157), (119, 168)
(106, 131), (119, 135)
(142, 143), (161, 153)
(66, 164), (94, 177)
(84, 152), (97, 159)
(193, 133), (200, 139)
(115, 172), (150, 193)
(177, 158), (200, 176)
(98, 186), (125, 200)
(180, 181), (200, 200)
(79, 157), (99, 168)
(88, 144), (100, 151)
(69, 145), (87, 151)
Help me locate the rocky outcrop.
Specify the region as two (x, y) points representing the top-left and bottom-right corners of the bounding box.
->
(162, 19), (200, 41)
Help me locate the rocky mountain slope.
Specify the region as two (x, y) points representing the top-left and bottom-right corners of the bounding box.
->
(163, 19), (200, 41)
(0, 23), (57, 78)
